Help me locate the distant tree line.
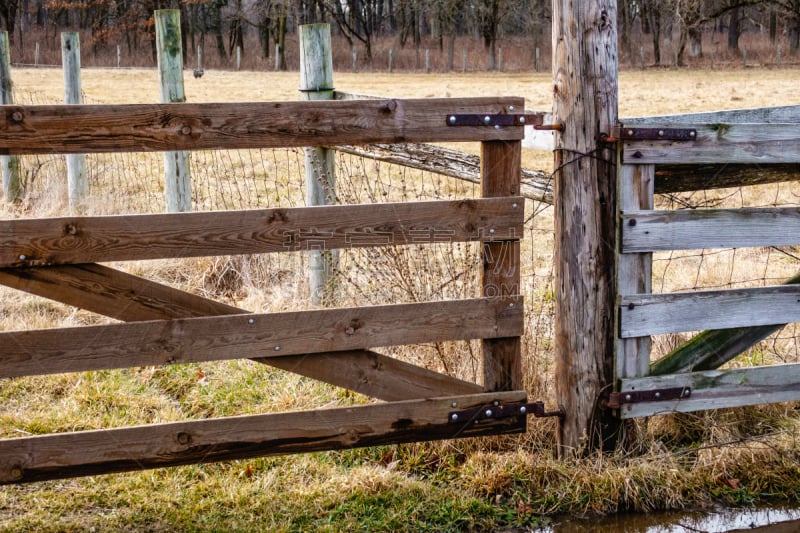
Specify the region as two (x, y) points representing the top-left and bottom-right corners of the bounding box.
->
(0, 0), (797, 68)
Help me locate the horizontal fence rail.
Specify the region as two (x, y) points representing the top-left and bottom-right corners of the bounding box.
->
(0, 198), (523, 267)
(620, 285), (800, 337)
(0, 391), (527, 484)
(0, 295), (523, 378)
(0, 97), (525, 155)
(621, 123), (800, 165)
(622, 207), (800, 252)
(616, 364), (800, 419)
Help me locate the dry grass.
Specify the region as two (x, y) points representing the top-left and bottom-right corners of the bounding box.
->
(1, 66), (800, 530)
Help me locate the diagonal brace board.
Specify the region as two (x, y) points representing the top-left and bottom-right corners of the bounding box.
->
(0, 198), (523, 268)
(0, 391), (527, 484)
(0, 291), (522, 378)
(0, 264), (482, 400)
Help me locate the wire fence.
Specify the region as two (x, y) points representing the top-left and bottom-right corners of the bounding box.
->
(3, 88), (798, 391)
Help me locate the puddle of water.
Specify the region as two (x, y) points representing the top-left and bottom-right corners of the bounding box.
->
(529, 506), (800, 533)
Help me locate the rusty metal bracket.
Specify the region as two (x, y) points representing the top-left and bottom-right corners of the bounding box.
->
(610, 126), (697, 142)
(605, 387), (691, 410)
(448, 400), (564, 424)
(446, 113), (548, 128)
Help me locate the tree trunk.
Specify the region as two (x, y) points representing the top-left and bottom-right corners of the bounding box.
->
(553, 0), (620, 455)
(728, 7), (741, 52)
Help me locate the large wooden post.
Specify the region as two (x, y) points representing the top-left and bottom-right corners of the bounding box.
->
(552, 0), (620, 453)
(156, 9), (192, 213)
(0, 31), (21, 204)
(299, 23), (338, 306)
(62, 32), (88, 212)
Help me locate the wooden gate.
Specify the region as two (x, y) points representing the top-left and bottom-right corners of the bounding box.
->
(613, 104), (800, 418)
(0, 97), (533, 483)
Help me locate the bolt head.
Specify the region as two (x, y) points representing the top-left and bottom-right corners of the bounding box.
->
(274, 346), (281, 352)
(488, 228), (496, 234)
(448, 115), (456, 125)
(452, 401), (458, 408)
(512, 203), (518, 209)
(658, 130), (665, 136)
(450, 413), (459, 421)
(18, 255), (26, 261)
(519, 116), (526, 124)
(624, 394), (632, 402)
(485, 409), (493, 417)
(519, 406), (527, 414)
(654, 392), (661, 399)
(483, 115), (491, 125)
(248, 318), (255, 325)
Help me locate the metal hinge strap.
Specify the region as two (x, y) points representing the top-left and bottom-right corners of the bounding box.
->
(606, 387), (691, 409)
(448, 400), (564, 424)
(608, 126), (697, 142)
(446, 113), (557, 128)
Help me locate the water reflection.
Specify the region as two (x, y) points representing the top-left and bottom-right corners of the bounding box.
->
(534, 507), (800, 532)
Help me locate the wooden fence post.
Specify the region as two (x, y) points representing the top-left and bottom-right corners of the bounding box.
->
(62, 32), (88, 212)
(299, 23), (338, 306)
(0, 31), (21, 204)
(481, 141), (522, 392)
(155, 9), (192, 213)
(553, 0), (621, 454)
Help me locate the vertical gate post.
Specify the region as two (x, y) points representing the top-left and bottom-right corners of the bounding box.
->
(552, 0), (621, 454)
(481, 141), (522, 391)
(0, 31), (21, 204)
(155, 9), (192, 213)
(299, 23), (338, 306)
(62, 32), (88, 212)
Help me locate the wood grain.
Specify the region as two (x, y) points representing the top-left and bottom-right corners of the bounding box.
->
(0, 295), (522, 378)
(0, 391), (527, 484)
(617, 364), (800, 419)
(620, 285), (800, 337)
(0, 97), (524, 155)
(616, 164), (654, 380)
(481, 140), (522, 392)
(552, 0), (621, 452)
(0, 264), (482, 400)
(622, 207), (800, 252)
(622, 123), (800, 165)
(622, 104), (800, 125)
(0, 198), (523, 267)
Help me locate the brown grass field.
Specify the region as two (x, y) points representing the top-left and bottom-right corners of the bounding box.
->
(0, 66), (799, 531)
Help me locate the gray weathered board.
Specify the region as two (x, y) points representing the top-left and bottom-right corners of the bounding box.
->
(617, 363), (800, 418)
(621, 123), (800, 165)
(622, 104), (800, 125)
(622, 207), (800, 252)
(0, 198), (522, 268)
(620, 285), (800, 337)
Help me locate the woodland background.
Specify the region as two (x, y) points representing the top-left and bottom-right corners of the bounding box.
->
(0, 0), (798, 71)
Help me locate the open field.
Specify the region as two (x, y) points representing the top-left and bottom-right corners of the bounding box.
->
(1, 67), (800, 531)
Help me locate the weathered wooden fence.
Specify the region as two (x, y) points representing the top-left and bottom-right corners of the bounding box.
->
(612, 104), (800, 418)
(0, 96), (546, 484)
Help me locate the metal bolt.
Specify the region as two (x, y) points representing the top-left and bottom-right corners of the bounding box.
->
(624, 394), (632, 402)
(654, 392), (661, 399)
(451, 413), (459, 421)
(508, 303), (515, 308)
(11, 111), (22, 122)
(627, 129), (634, 136)
(658, 130), (665, 137)
(508, 106), (515, 112)
(181, 126), (192, 135)
(493, 401), (500, 407)
(449, 115), (457, 125)
(494, 124), (500, 130)
(689, 131), (696, 137)
(274, 345), (281, 352)
(345, 326), (356, 335)
(488, 228), (495, 235)
(519, 116), (526, 125)
(483, 115), (492, 125)
(248, 318), (255, 325)
(451, 401), (458, 408)
(512, 203), (518, 209)
(485, 409), (493, 417)
(18, 255), (26, 261)
(519, 406), (527, 415)
(683, 389), (691, 397)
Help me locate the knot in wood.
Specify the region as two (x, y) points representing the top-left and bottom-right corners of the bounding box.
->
(176, 432), (192, 445)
